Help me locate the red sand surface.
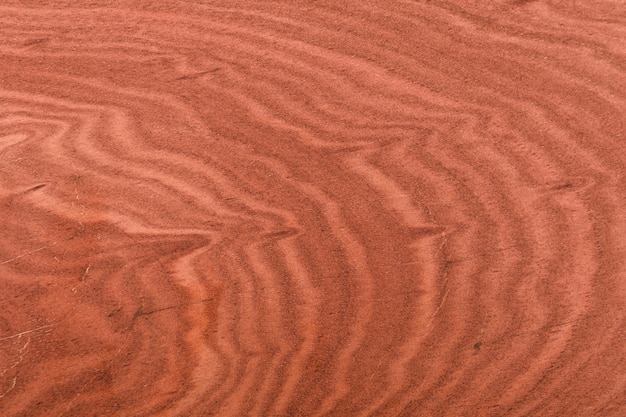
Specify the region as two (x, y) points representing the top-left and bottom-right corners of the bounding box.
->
(1, 1), (626, 416)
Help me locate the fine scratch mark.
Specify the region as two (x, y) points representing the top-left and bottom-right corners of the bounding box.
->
(72, 265), (91, 293)
(423, 231), (451, 335)
(446, 246), (516, 265)
(501, 313), (605, 341)
(0, 242), (58, 265)
(0, 324), (56, 342)
(0, 338), (30, 378)
(424, 288), (450, 334)
(0, 376), (17, 398)
(81, 265), (90, 280)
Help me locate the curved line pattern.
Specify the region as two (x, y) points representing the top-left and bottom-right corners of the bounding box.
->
(1, 1), (625, 416)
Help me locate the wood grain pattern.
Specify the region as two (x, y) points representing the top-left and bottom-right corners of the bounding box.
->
(1, 1), (625, 416)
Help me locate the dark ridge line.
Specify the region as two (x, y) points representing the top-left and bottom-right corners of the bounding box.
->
(134, 298), (215, 318)
(172, 68), (222, 81)
(23, 183), (48, 193)
(22, 38), (49, 47)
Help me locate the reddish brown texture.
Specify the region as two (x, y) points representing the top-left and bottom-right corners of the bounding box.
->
(1, 1), (626, 416)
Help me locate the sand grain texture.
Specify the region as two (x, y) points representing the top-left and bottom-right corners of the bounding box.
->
(1, 1), (626, 416)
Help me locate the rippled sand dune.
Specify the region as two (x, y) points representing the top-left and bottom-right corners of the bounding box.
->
(1, 1), (625, 416)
